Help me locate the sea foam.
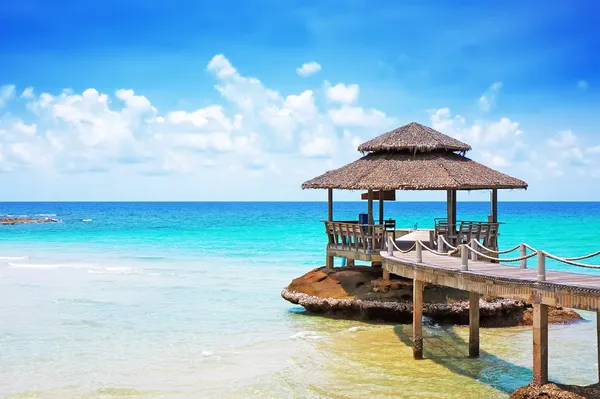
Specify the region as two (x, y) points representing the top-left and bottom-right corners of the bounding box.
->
(289, 331), (323, 340)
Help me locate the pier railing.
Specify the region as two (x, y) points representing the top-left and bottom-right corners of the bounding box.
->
(325, 221), (385, 253)
(387, 235), (600, 281)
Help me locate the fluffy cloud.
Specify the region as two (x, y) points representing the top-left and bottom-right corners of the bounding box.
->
(0, 54), (394, 176)
(478, 81), (503, 112)
(296, 61), (321, 77)
(325, 82), (359, 104)
(0, 85), (16, 108)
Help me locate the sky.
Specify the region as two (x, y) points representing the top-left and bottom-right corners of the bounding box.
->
(1, 0), (600, 201)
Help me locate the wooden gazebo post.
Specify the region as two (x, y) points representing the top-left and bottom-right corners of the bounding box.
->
(490, 189), (498, 223)
(328, 188), (333, 221)
(378, 192), (384, 225)
(326, 188), (334, 271)
(447, 189), (457, 238)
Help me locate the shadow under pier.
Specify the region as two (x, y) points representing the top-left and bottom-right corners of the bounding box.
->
(393, 324), (532, 394)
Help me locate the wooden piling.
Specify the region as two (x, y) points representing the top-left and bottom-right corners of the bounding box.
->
(533, 303), (549, 386)
(597, 310), (600, 383)
(469, 292), (480, 358)
(413, 278), (424, 360)
(383, 269), (390, 281)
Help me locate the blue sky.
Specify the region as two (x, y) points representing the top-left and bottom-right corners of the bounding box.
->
(1, 0), (599, 201)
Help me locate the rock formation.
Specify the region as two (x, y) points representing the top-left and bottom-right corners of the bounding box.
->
(0, 217), (58, 225)
(282, 266), (582, 327)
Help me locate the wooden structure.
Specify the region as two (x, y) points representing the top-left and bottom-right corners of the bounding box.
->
(384, 239), (600, 386)
(302, 121), (600, 389)
(303, 122), (527, 270)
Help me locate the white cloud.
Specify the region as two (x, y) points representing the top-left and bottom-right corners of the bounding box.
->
(325, 82), (359, 104)
(548, 130), (577, 148)
(586, 145), (600, 154)
(20, 87), (35, 99)
(0, 54), (396, 176)
(328, 106), (395, 128)
(485, 117), (521, 142)
(296, 61), (321, 77)
(478, 81), (503, 112)
(577, 80), (589, 90)
(0, 84), (16, 108)
(481, 152), (510, 167)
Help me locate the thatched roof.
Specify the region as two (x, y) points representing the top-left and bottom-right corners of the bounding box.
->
(302, 151), (528, 191)
(358, 122), (472, 153)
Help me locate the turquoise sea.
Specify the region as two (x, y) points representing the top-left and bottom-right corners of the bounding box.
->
(1, 202), (600, 399)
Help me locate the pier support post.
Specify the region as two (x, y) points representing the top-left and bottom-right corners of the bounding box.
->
(532, 302), (549, 386)
(383, 269), (390, 281)
(326, 255), (334, 271)
(326, 247), (334, 271)
(413, 278), (424, 360)
(346, 258), (355, 267)
(469, 292), (480, 358)
(597, 310), (600, 383)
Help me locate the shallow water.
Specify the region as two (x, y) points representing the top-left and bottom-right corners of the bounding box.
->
(1, 202), (600, 398)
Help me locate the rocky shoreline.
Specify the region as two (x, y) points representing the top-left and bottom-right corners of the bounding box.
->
(0, 217), (59, 225)
(510, 382), (600, 398)
(282, 266), (582, 327)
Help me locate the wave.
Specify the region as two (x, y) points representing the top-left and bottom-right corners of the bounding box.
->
(346, 326), (369, 333)
(0, 256), (29, 261)
(88, 266), (160, 276)
(8, 262), (94, 269)
(82, 219), (92, 222)
(132, 255), (166, 260)
(36, 214), (57, 217)
(289, 330), (323, 340)
(201, 350), (214, 357)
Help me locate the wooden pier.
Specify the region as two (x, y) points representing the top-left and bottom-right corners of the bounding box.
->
(382, 243), (600, 386)
(301, 121), (600, 391)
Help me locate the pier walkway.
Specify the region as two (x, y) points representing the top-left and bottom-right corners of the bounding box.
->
(381, 237), (600, 387)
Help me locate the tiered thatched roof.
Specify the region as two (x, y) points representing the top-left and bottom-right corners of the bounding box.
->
(358, 122), (471, 153)
(302, 122), (527, 191)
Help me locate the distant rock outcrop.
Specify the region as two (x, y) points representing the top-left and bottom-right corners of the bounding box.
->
(1, 217), (58, 225)
(281, 266), (582, 327)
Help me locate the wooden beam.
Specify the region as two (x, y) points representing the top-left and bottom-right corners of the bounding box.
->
(533, 303), (549, 386)
(379, 196), (384, 225)
(469, 292), (480, 358)
(490, 189), (498, 223)
(361, 190), (396, 201)
(413, 278), (424, 360)
(328, 188), (333, 222)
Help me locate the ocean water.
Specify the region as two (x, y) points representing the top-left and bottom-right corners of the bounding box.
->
(1, 202), (600, 399)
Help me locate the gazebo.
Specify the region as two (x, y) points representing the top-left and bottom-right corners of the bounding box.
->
(302, 122), (528, 269)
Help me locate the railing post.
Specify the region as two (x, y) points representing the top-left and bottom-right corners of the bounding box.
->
(537, 251), (546, 282)
(416, 240), (422, 263)
(470, 239), (478, 261)
(437, 235), (444, 252)
(461, 244), (469, 271)
(387, 235), (393, 256)
(520, 244), (527, 269)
